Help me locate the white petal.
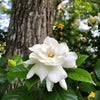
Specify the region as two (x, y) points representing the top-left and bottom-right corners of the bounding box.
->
(48, 66), (67, 83)
(26, 66), (35, 79)
(46, 78), (54, 92)
(63, 52), (77, 68)
(23, 59), (35, 68)
(29, 50), (47, 60)
(35, 50), (48, 59)
(41, 44), (50, 53)
(29, 52), (39, 59)
(33, 63), (48, 82)
(59, 79), (67, 90)
(43, 36), (58, 47)
(29, 44), (41, 51)
(29, 52), (49, 65)
(29, 52), (43, 61)
(43, 57), (64, 66)
(55, 42), (69, 55)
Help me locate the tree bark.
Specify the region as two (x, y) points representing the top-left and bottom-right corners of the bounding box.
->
(5, 0), (58, 91)
(5, 0), (56, 58)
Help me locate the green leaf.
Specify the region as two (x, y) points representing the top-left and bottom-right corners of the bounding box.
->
(22, 55), (29, 61)
(7, 64), (28, 82)
(0, 68), (7, 83)
(88, 97), (94, 100)
(25, 75), (39, 90)
(94, 59), (100, 80)
(0, 68), (8, 99)
(94, 91), (100, 100)
(76, 54), (88, 66)
(0, 57), (8, 67)
(0, 81), (9, 99)
(12, 55), (23, 65)
(92, 72), (100, 87)
(66, 68), (94, 84)
(79, 82), (96, 93)
(2, 86), (42, 100)
(44, 83), (78, 100)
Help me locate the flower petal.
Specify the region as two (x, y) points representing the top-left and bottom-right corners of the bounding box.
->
(29, 44), (41, 51)
(46, 78), (54, 92)
(55, 42), (69, 55)
(41, 44), (50, 53)
(43, 57), (64, 66)
(29, 52), (43, 61)
(63, 52), (77, 68)
(29, 48), (48, 60)
(43, 36), (58, 47)
(26, 66), (35, 79)
(48, 66), (67, 83)
(33, 63), (48, 82)
(59, 79), (67, 90)
(23, 59), (35, 68)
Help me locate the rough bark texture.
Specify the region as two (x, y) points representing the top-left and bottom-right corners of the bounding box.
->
(5, 0), (56, 58)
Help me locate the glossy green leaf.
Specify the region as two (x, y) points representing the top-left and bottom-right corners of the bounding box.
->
(79, 82), (96, 93)
(0, 81), (9, 99)
(22, 55), (29, 61)
(44, 83), (78, 100)
(0, 68), (8, 99)
(94, 59), (100, 80)
(12, 55), (23, 65)
(2, 86), (42, 100)
(66, 68), (94, 84)
(7, 64), (28, 82)
(76, 54), (88, 66)
(25, 75), (39, 90)
(0, 68), (7, 83)
(92, 72), (100, 87)
(0, 57), (8, 67)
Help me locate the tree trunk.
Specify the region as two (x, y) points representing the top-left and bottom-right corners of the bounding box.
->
(5, 0), (56, 58)
(5, 0), (58, 91)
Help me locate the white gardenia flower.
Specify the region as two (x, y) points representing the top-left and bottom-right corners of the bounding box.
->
(23, 37), (77, 91)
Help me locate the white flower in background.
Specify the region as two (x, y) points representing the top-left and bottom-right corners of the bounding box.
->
(93, 32), (100, 37)
(0, 54), (1, 58)
(23, 37), (77, 91)
(94, 16), (99, 23)
(94, 13), (100, 25)
(79, 21), (90, 31)
(88, 15), (96, 26)
(57, 0), (69, 10)
(53, 26), (56, 30)
(88, 13), (100, 25)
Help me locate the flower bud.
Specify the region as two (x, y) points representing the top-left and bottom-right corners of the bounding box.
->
(8, 59), (16, 68)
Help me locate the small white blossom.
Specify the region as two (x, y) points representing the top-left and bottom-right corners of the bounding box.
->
(79, 21), (90, 30)
(23, 37), (77, 91)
